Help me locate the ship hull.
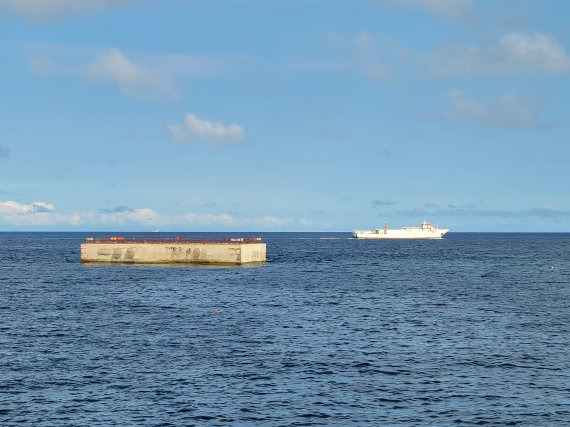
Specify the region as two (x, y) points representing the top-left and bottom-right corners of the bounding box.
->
(352, 229), (449, 239)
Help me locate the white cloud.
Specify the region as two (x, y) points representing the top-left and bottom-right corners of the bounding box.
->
(84, 48), (172, 98)
(181, 213), (236, 226)
(0, 200), (311, 230)
(498, 33), (570, 73)
(69, 213), (81, 226)
(0, 201), (62, 225)
(89, 208), (162, 226)
(423, 32), (570, 77)
(177, 214), (313, 229)
(168, 113), (245, 145)
(0, 201), (163, 227)
(0, 0), (130, 21)
(0, 201), (55, 215)
(316, 31), (570, 81)
(251, 216), (292, 228)
(442, 89), (542, 128)
(179, 214), (312, 229)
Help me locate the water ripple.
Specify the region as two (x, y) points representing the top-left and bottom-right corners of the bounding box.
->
(0, 232), (569, 425)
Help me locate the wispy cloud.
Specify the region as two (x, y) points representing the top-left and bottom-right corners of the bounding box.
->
(423, 32), (570, 77)
(323, 32), (392, 81)
(83, 48), (173, 98)
(143, 53), (228, 78)
(182, 213), (236, 226)
(82, 207), (161, 226)
(372, 199), (396, 208)
(28, 47), (228, 99)
(168, 113), (245, 146)
(362, 63), (391, 80)
(327, 31), (377, 52)
(398, 203), (570, 219)
(0, 0), (131, 21)
(246, 216), (310, 228)
(249, 216), (292, 228)
(97, 206), (135, 214)
(323, 31), (570, 82)
(380, 0), (476, 21)
(435, 204), (570, 218)
(0, 145), (9, 159)
(442, 89), (544, 129)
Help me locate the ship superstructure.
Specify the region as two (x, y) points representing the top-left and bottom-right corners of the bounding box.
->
(353, 220), (449, 239)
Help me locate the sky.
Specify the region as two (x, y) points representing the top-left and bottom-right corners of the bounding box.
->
(0, 0), (569, 232)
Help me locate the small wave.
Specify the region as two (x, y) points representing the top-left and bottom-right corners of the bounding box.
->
(296, 237), (353, 240)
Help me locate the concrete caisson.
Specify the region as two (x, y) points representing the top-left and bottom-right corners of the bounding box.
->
(80, 239), (266, 265)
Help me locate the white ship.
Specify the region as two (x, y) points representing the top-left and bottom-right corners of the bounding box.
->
(353, 220), (449, 239)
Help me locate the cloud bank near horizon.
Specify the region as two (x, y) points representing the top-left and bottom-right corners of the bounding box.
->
(0, 200), (307, 230)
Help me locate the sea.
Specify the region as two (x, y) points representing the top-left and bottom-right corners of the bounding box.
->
(1, 232), (569, 426)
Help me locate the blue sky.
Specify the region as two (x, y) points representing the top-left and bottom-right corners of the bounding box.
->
(0, 0), (569, 231)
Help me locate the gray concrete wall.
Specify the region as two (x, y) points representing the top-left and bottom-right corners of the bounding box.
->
(80, 242), (266, 265)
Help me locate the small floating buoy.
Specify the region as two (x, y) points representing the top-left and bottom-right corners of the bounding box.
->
(214, 309), (221, 315)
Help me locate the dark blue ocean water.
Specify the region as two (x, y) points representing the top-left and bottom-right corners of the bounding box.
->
(1, 232), (569, 426)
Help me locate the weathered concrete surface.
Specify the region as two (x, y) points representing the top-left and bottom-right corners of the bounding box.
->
(80, 242), (266, 265)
